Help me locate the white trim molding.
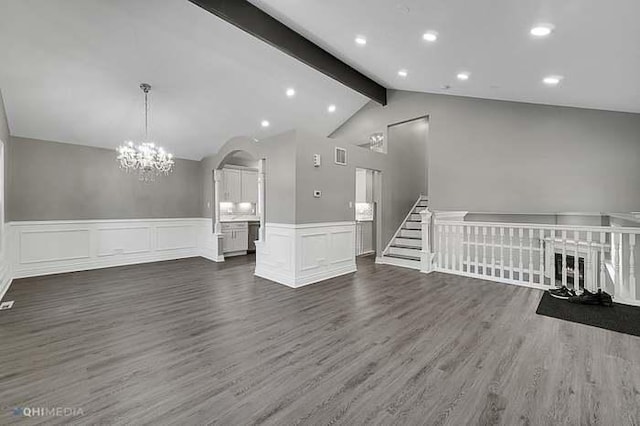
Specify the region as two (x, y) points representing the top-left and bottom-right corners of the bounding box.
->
(8, 218), (222, 280)
(434, 211), (468, 222)
(255, 222), (357, 288)
(0, 230), (11, 301)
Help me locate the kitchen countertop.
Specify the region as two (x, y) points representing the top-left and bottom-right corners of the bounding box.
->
(220, 217), (260, 223)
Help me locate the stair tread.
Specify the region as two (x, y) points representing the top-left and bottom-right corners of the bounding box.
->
(397, 236), (421, 240)
(385, 253), (421, 261)
(391, 244), (422, 250)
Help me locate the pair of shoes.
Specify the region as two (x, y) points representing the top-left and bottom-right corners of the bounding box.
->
(548, 286), (576, 299)
(568, 289), (614, 307)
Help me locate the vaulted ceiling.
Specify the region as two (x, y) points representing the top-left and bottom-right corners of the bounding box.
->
(0, 0), (369, 160)
(1, 0), (638, 161)
(251, 0), (640, 113)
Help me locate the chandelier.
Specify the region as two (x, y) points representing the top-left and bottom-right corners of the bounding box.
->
(117, 83), (174, 182)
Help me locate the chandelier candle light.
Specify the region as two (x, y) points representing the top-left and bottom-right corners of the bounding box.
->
(117, 83), (174, 182)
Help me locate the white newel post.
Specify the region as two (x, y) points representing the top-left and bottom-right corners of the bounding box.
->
(420, 208), (433, 274)
(257, 159), (266, 242)
(213, 169), (222, 235)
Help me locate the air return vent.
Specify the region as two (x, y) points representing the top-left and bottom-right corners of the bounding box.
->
(334, 147), (347, 166)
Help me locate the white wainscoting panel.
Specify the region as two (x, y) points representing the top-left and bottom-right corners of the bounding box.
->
(255, 222), (356, 288)
(9, 218), (222, 279)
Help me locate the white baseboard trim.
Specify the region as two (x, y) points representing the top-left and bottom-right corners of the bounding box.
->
(8, 218), (223, 280)
(256, 222), (357, 288)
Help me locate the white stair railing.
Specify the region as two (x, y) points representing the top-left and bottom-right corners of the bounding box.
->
(420, 216), (640, 306)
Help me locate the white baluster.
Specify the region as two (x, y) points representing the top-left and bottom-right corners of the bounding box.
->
(518, 228), (524, 282)
(550, 229), (556, 287)
(451, 225), (457, 271)
(466, 226), (472, 273)
(509, 228), (514, 280)
(437, 223), (443, 268)
(574, 230), (580, 293)
(618, 232), (624, 299)
(444, 225), (450, 270)
(539, 229), (545, 285)
(474, 226), (479, 274)
(528, 229), (534, 284)
(458, 225), (464, 272)
(482, 227), (487, 275)
(630, 234), (636, 301)
(499, 227), (505, 279)
(586, 231), (593, 292)
(491, 227), (496, 277)
(562, 230), (567, 288)
(599, 232), (606, 292)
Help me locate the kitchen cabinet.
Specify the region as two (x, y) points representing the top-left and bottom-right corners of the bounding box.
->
(248, 222), (260, 252)
(222, 169), (242, 202)
(222, 222), (248, 254)
(356, 221), (374, 256)
(221, 168), (258, 203)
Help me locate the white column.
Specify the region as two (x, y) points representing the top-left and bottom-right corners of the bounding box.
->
(420, 208), (433, 274)
(257, 159), (266, 242)
(213, 169), (222, 235)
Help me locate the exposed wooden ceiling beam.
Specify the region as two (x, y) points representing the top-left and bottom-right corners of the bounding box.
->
(188, 0), (387, 105)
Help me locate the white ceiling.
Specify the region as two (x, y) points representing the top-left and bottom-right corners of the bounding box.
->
(250, 0), (640, 113)
(0, 0), (369, 160)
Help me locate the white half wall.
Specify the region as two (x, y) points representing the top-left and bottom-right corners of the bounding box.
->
(8, 218), (222, 280)
(255, 222), (357, 288)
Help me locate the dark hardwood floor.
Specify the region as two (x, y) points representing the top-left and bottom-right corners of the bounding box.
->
(1, 255), (639, 425)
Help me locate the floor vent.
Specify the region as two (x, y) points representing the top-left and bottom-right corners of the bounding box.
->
(0, 300), (14, 310)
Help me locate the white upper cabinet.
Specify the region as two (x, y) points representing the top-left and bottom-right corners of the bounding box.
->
(222, 168), (242, 202)
(221, 167), (258, 203)
(241, 170), (258, 204)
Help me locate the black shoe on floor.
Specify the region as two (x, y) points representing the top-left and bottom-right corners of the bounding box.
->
(548, 286), (576, 300)
(596, 289), (614, 307)
(568, 289), (601, 305)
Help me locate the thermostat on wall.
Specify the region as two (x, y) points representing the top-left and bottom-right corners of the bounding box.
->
(313, 190), (322, 198)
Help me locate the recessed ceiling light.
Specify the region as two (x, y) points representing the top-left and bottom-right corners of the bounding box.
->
(398, 69), (408, 77)
(422, 31), (438, 42)
(327, 104), (336, 113)
(355, 36), (367, 45)
(261, 120), (270, 127)
(543, 75), (563, 85)
(457, 72), (470, 81)
(530, 24), (554, 37)
(286, 88), (295, 97)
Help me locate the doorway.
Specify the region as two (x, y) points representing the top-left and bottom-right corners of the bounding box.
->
(214, 150), (264, 263)
(355, 167), (382, 258)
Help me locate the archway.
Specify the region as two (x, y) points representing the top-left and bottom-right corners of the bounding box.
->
(213, 150), (265, 261)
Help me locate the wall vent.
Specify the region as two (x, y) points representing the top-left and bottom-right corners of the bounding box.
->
(334, 147), (347, 166)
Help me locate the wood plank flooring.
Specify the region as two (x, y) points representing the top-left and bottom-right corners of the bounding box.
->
(1, 255), (640, 425)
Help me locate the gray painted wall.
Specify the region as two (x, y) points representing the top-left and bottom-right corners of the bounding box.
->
(202, 129), (428, 249)
(8, 137), (202, 221)
(296, 128), (427, 248)
(332, 90), (640, 213)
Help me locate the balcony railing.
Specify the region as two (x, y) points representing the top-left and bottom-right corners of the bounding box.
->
(420, 210), (640, 306)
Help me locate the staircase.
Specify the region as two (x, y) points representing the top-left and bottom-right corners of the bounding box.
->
(378, 196), (428, 270)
